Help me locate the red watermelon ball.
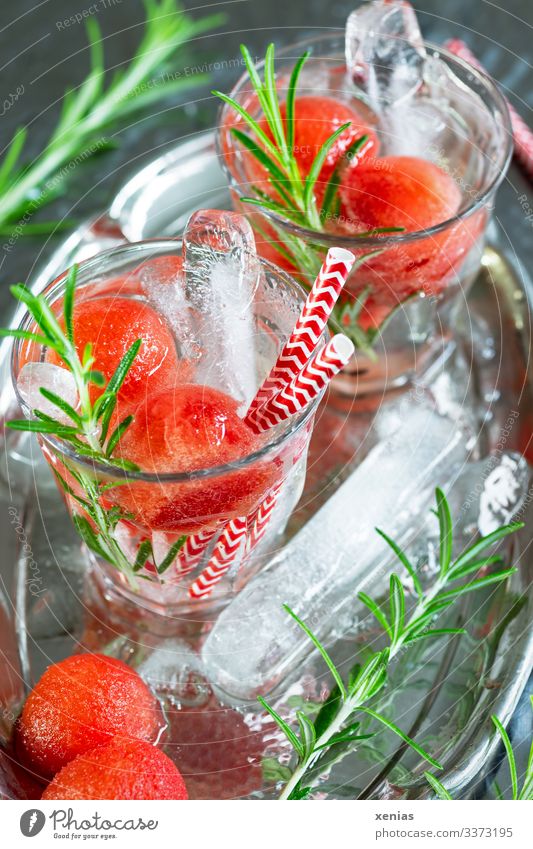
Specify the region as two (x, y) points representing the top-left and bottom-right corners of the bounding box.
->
(42, 738), (188, 800)
(16, 654), (161, 779)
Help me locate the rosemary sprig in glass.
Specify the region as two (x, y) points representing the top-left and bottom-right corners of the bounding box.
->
(0, 0), (223, 237)
(1, 266), (185, 582)
(260, 488), (522, 800)
(215, 43), (403, 353)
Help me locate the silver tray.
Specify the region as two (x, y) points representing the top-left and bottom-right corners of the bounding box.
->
(0, 133), (531, 800)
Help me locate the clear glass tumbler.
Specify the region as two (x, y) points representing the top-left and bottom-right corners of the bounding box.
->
(10, 240), (322, 618)
(217, 34), (513, 395)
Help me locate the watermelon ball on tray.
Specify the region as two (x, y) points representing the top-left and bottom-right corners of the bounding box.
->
(16, 653), (161, 779)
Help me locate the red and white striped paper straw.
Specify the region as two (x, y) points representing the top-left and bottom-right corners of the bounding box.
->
(445, 38), (533, 180)
(188, 516), (248, 599)
(174, 526), (220, 578)
(246, 481), (283, 554)
(247, 334), (354, 434)
(246, 246), (356, 420)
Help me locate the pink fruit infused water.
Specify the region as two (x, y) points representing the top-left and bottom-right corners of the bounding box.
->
(12, 216), (322, 615)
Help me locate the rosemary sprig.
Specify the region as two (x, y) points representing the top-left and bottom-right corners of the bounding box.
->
(491, 700), (533, 801)
(260, 488), (522, 800)
(0, 0), (222, 236)
(1, 265), (139, 472)
(0, 265), (182, 582)
(215, 43), (403, 351)
(425, 697), (533, 801)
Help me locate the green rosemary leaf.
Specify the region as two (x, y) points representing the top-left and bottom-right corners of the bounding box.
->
(424, 772), (453, 800)
(286, 51), (310, 152)
(102, 456), (140, 473)
(0, 328), (54, 348)
(303, 122), (352, 217)
(313, 685), (343, 739)
(403, 628), (466, 645)
(350, 651), (388, 702)
(9, 286), (67, 354)
(389, 574), (405, 647)
(72, 513), (112, 563)
(251, 182), (301, 216)
(320, 133), (369, 219)
(87, 370), (105, 387)
(0, 127), (27, 193)
(132, 539), (154, 573)
(447, 555), (504, 581)
(241, 196), (308, 226)
(81, 343), (94, 369)
(263, 43), (288, 157)
(287, 785), (313, 800)
(358, 591), (392, 638)
(258, 696), (304, 758)
(353, 226), (405, 238)
(492, 715), (518, 800)
(493, 780), (504, 800)
(63, 265), (77, 345)
(436, 487), (453, 578)
(99, 396), (117, 444)
(240, 43), (276, 133)
(106, 415), (134, 457)
(156, 536), (187, 574)
(283, 604), (348, 700)
(105, 339), (142, 397)
(358, 707), (442, 771)
(450, 523), (523, 575)
(314, 729), (374, 751)
(215, 91), (283, 166)
(296, 711), (317, 761)
(230, 127), (290, 187)
(375, 528), (423, 598)
(39, 388), (82, 426)
(51, 468), (91, 509)
(6, 418), (79, 436)
(435, 568), (517, 603)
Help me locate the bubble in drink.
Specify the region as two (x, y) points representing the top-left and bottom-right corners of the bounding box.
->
(17, 362), (78, 424)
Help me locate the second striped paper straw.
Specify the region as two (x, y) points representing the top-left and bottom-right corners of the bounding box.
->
(188, 517), (248, 599)
(246, 481), (284, 554)
(246, 334), (355, 434)
(174, 526), (220, 579)
(245, 246), (355, 420)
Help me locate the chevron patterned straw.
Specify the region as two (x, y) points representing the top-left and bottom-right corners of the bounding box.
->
(246, 481), (283, 554)
(188, 516), (248, 599)
(245, 246), (356, 421)
(174, 526), (220, 578)
(246, 334), (354, 434)
(445, 38), (533, 180)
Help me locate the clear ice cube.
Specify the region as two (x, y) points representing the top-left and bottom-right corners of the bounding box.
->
(202, 403), (468, 700)
(16, 362), (78, 425)
(345, 0), (425, 109)
(183, 210), (260, 411)
(139, 258), (197, 359)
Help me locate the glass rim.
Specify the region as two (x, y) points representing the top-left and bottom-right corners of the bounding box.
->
(11, 238), (323, 483)
(216, 35), (514, 248)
